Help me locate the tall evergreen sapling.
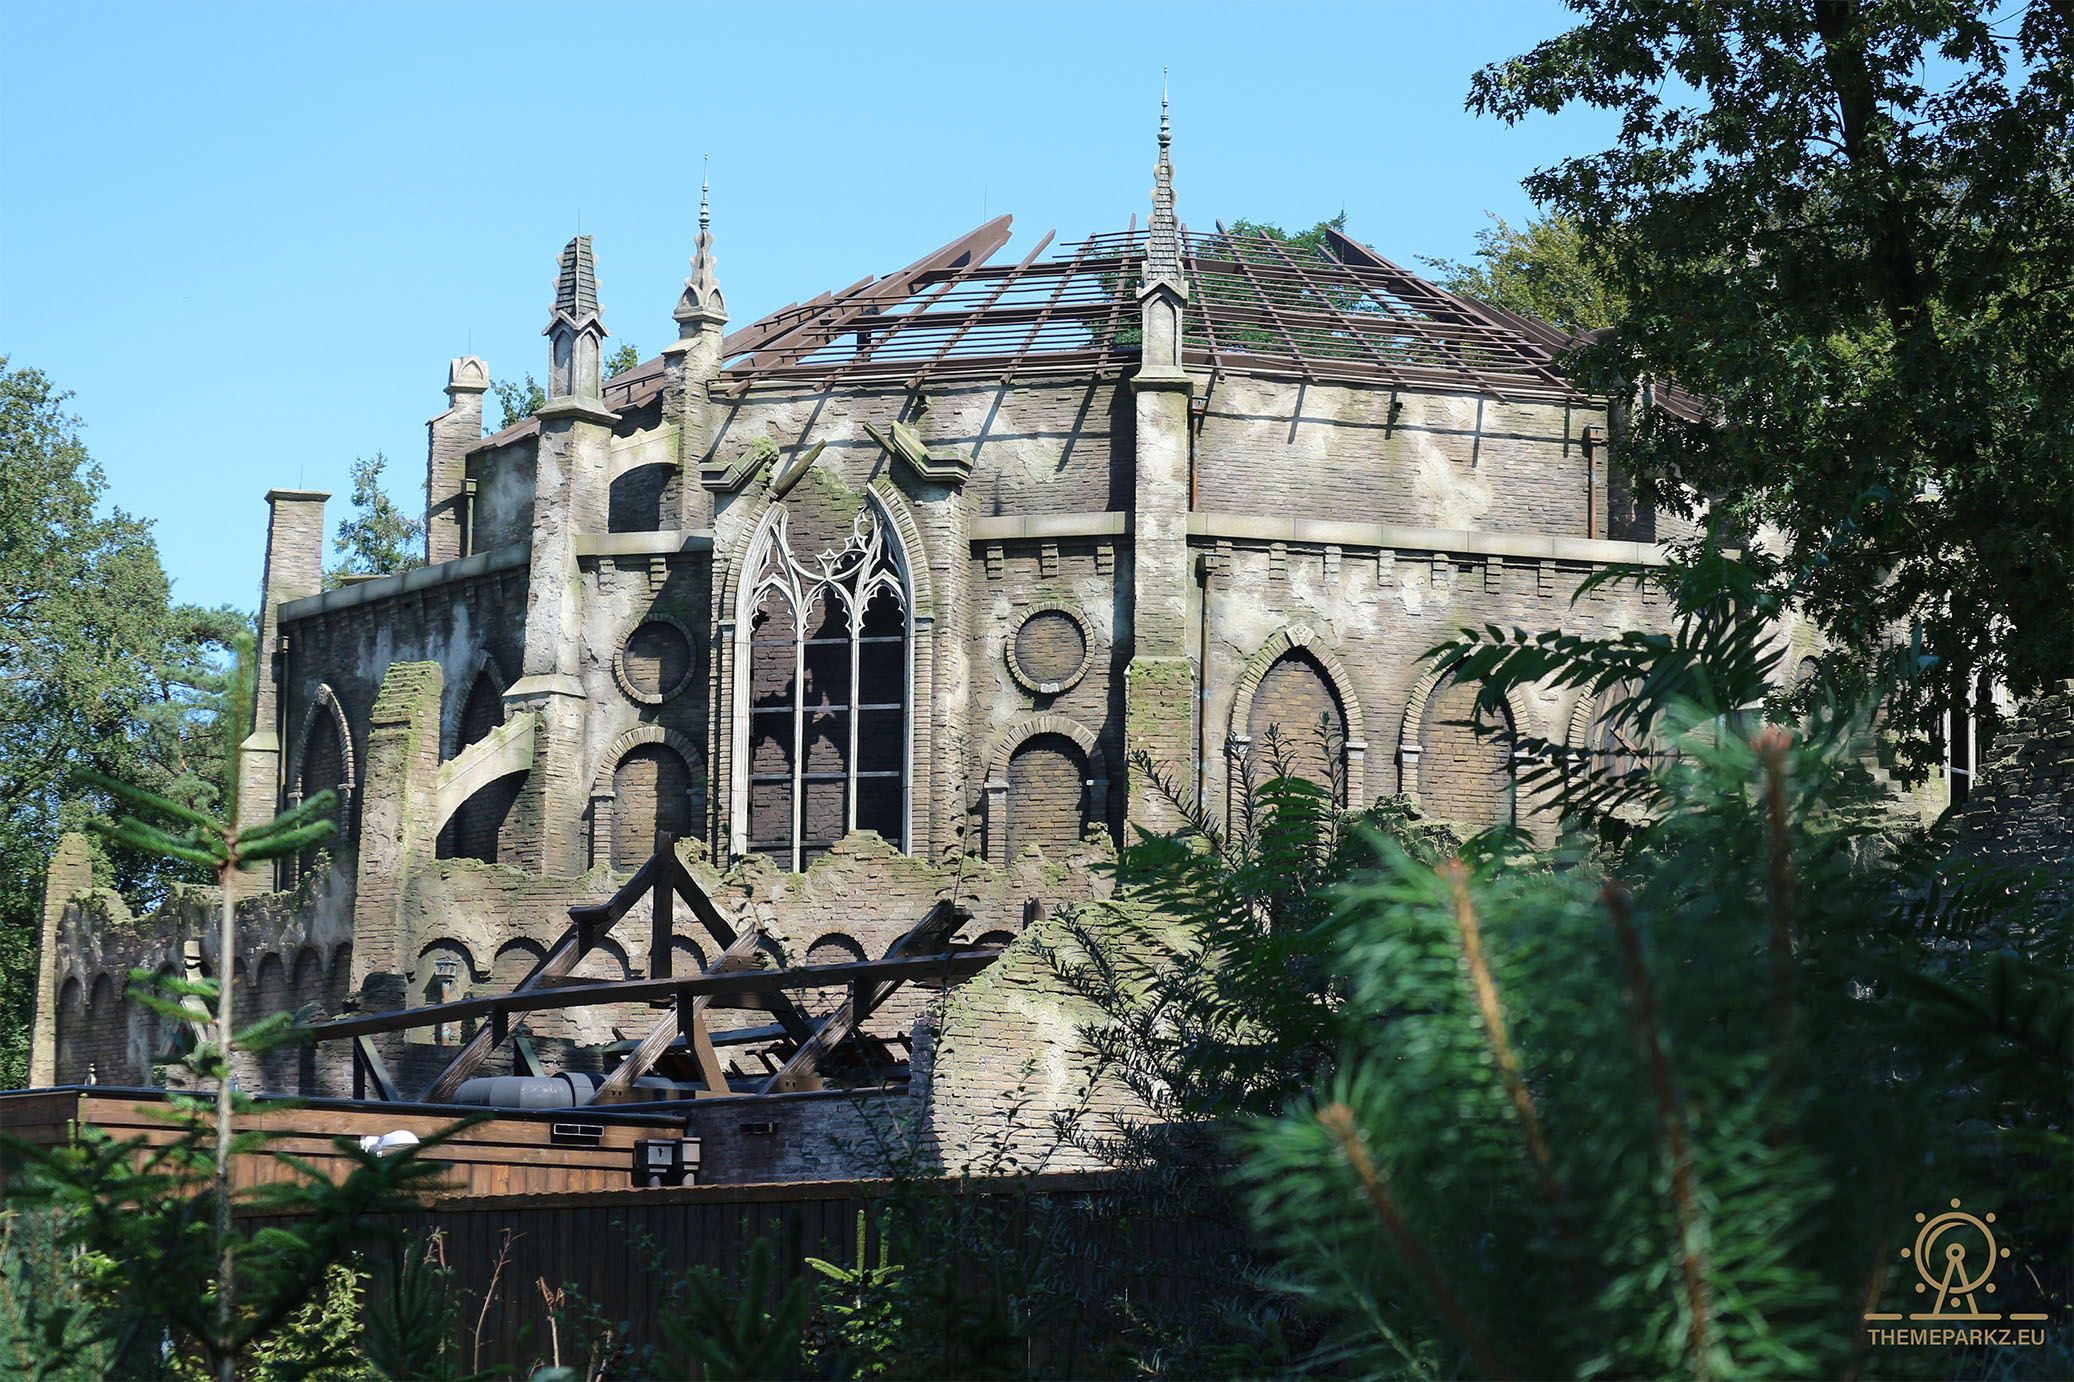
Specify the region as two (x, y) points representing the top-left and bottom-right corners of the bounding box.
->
(2, 636), (477, 1381)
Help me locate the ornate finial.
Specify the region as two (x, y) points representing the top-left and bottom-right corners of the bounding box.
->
(1160, 67), (1170, 155)
(677, 159), (727, 330)
(554, 235), (600, 324)
(1144, 72), (1184, 292)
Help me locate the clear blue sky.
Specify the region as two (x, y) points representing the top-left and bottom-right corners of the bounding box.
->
(2, 1), (1614, 613)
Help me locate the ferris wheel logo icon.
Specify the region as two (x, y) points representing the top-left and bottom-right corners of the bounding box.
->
(1861, 1198), (2052, 1334)
(1903, 1200), (2008, 1319)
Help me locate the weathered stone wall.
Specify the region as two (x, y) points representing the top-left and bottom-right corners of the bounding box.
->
(1196, 382), (1609, 537)
(274, 551), (532, 878)
(37, 860), (358, 1095)
(1199, 532), (1674, 836)
(1954, 681), (2074, 898)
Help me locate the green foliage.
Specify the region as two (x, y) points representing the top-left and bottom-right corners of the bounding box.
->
(193, 1261), (372, 1382)
(1422, 211), (1624, 333)
(1219, 550), (2070, 1377)
(804, 1211), (900, 1374)
(365, 1236), (459, 1381)
(660, 1238), (814, 1381)
(0, 358), (251, 1087)
(1469, 0), (2074, 710)
(604, 342), (642, 379)
(1219, 215), (1346, 254)
(2, 640), (480, 1380)
(324, 454), (424, 589)
(1052, 733), (1464, 1147)
(488, 375), (546, 436)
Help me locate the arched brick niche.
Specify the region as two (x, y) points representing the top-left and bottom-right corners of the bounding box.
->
(290, 685), (356, 880)
(55, 976), (86, 1086)
(1399, 668), (1532, 829)
(439, 656), (520, 864)
(590, 726), (706, 871)
(982, 714), (1108, 863)
(1226, 626), (1368, 817)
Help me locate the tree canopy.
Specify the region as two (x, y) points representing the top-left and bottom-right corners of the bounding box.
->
(0, 359), (247, 1085)
(1423, 211), (1625, 334)
(325, 453), (424, 589)
(1472, 0), (2074, 716)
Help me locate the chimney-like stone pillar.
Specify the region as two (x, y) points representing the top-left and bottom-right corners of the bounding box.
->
(504, 237), (618, 875)
(1124, 95), (1197, 835)
(350, 661), (445, 1000)
(426, 356), (489, 564)
(29, 832), (92, 1086)
(239, 490), (329, 838)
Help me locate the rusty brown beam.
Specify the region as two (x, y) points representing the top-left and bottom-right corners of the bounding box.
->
(311, 948), (1002, 1047)
(418, 852), (668, 1102)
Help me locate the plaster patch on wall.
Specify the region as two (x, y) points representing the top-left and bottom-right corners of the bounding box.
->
(1413, 443), (1493, 530)
(1397, 568), (1426, 615)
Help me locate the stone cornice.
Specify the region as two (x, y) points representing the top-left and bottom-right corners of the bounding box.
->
(278, 544), (528, 623)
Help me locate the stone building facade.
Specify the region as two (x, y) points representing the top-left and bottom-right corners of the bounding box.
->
(30, 120), (1750, 1172)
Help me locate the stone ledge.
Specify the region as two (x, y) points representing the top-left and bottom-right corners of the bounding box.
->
(965, 510), (1668, 566)
(280, 544), (529, 623)
(1187, 512), (1669, 566)
(573, 530), (716, 560)
(970, 512), (1131, 543)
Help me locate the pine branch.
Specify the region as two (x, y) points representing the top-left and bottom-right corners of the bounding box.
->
(1605, 879), (1715, 1379)
(1316, 1102), (1513, 1380)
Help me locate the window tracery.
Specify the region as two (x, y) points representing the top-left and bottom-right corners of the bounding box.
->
(740, 505), (909, 870)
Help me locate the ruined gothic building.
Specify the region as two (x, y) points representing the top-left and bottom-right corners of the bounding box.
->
(31, 114), (1755, 1177)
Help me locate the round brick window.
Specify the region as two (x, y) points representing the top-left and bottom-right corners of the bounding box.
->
(1008, 607), (1091, 695)
(614, 620), (696, 705)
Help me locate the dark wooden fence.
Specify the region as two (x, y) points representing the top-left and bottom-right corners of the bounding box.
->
(252, 1174), (1231, 1374)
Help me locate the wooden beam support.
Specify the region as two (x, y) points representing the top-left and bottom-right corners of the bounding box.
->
(651, 833), (676, 980)
(353, 1036), (400, 1103)
(419, 852), (667, 1103)
(590, 926), (766, 1103)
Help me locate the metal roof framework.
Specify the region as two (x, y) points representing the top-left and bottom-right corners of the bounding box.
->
(701, 217), (1607, 405)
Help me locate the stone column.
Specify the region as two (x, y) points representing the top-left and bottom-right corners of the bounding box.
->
(426, 356), (489, 564)
(239, 490), (329, 839)
(501, 237), (618, 875)
(1124, 284), (1196, 834)
(29, 833), (93, 1086)
(505, 402), (616, 875)
(349, 661), (444, 999)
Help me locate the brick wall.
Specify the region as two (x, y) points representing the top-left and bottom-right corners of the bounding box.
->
(1007, 734), (1088, 855)
(1955, 681), (2074, 900)
(1197, 380), (1609, 538)
(1419, 676), (1513, 830)
(1246, 651), (1345, 796)
(611, 744), (699, 863)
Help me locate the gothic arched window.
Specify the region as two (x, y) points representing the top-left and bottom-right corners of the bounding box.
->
(738, 505), (909, 870)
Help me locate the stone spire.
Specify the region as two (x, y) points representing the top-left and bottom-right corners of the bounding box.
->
(675, 155), (727, 333)
(1143, 72), (1185, 294)
(546, 235), (608, 401)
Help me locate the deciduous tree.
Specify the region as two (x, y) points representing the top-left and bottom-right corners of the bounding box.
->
(1470, 0), (2074, 721)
